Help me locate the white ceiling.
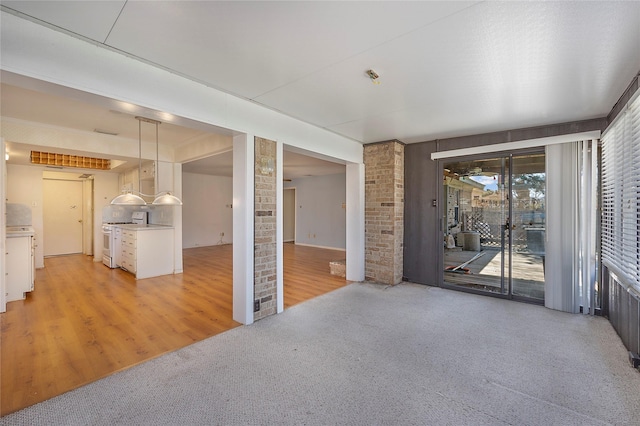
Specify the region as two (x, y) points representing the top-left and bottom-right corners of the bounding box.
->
(0, 83), (212, 144)
(2, 1), (640, 149)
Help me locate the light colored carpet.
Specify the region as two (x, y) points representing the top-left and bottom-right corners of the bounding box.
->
(3, 282), (639, 425)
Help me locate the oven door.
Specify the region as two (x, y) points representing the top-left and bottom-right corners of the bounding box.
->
(102, 226), (113, 267)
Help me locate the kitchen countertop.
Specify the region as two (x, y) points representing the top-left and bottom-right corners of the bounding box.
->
(116, 224), (174, 231)
(6, 226), (35, 237)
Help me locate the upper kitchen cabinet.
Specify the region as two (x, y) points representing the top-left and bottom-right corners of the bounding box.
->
(119, 160), (155, 194)
(119, 166), (138, 193)
(140, 161), (155, 197)
(140, 161), (155, 181)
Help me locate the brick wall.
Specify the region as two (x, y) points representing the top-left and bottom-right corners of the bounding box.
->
(364, 140), (404, 285)
(254, 137), (277, 320)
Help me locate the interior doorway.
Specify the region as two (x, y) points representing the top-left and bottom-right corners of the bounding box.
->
(442, 152), (546, 303)
(43, 178), (84, 256)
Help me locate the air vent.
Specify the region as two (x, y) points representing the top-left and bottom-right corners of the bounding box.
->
(94, 129), (119, 136)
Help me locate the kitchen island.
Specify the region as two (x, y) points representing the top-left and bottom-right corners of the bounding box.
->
(117, 224), (174, 279)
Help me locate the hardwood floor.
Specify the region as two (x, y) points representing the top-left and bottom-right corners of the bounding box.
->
(284, 243), (347, 308)
(1, 243), (347, 416)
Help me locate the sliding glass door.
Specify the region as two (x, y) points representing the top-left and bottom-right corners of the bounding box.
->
(442, 153), (545, 303)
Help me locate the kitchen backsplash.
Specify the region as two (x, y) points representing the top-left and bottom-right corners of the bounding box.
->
(102, 204), (173, 226)
(102, 205), (133, 223)
(148, 205), (173, 226)
(6, 203), (32, 226)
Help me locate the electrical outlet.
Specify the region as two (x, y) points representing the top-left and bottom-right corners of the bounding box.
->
(254, 299), (260, 312)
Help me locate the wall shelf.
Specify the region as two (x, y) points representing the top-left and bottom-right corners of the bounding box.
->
(30, 151), (111, 170)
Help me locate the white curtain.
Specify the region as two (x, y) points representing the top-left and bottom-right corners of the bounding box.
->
(545, 141), (598, 314)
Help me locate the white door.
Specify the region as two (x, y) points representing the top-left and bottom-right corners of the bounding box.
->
(283, 188), (295, 242)
(43, 179), (84, 256)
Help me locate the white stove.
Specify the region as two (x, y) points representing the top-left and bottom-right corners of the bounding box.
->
(102, 222), (130, 268)
(102, 212), (147, 268)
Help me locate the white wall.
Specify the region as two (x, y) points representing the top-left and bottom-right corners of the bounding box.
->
(284, 173), (346, 250)
(182, 172), (233, 248)
(6, 165), (45, 267)
(6, 164), (119, 267)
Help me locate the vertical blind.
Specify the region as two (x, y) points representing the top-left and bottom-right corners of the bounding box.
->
(545, 140), (598, 314)
(601, 92), (640, 293)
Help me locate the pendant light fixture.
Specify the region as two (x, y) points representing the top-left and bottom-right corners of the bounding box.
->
(109, 191), (146, 205)
(152, 192), (183, 205)
(110, 118), (147, 206)
(110, 116), (182, 206)
(149, 116), (182, 205)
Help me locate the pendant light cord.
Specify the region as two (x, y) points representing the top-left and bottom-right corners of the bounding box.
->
(138, 118), (142, 195)
(156, 121), (159, 194)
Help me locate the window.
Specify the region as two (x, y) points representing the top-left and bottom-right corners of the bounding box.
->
(601, 92), (640, 293)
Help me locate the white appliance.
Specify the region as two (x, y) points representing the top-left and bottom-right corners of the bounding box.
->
(102, 224), (115, 268)
(102, 211), (147, 268)
(102, 221), (130, 268)
(132, 211), (147, 224)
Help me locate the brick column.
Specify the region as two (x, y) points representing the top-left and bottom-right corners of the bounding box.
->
(254, 137), (277, 320)
(364, 140), (404, 285)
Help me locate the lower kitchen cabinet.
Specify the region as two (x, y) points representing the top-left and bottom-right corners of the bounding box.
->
(114, 227), (122, 267)
(119, 227), (174, 279)
(6, 235), (35, 302)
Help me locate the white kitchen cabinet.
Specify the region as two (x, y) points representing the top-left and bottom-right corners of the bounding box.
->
(118, 226), (174, 279)
(119, 228), (137, 273)
(114, 227), (122, 267)
(140, 160), (155, 180)
(119, 168), (139, 192)
(140, 161), (155, 197)
(6, 235), (35, 302)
